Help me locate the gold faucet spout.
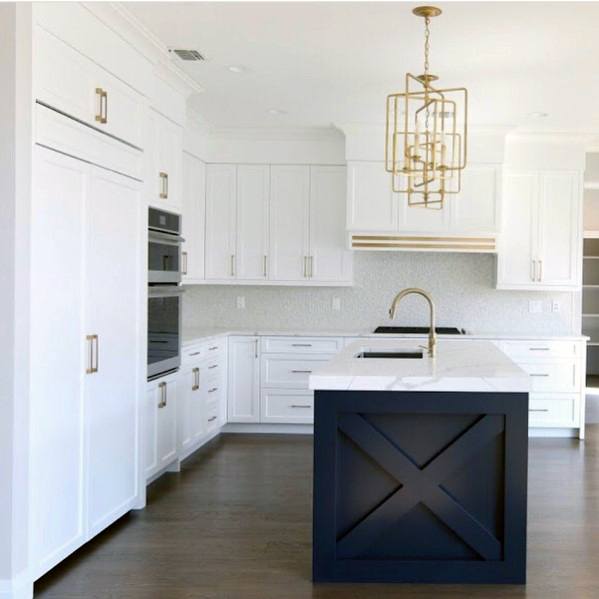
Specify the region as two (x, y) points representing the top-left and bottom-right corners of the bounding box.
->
(388, 288), (436, 358)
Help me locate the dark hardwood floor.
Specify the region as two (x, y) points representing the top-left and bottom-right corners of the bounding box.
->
(36, 428), (599, 599)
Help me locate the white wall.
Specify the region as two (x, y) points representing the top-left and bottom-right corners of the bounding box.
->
(183, 252), (576, 335)
(0, 3), (17, 583)
(1, 4), (32, 597)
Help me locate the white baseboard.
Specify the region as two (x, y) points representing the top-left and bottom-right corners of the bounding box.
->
(0, 571), (33, 599)
(222, 423), (314, 435)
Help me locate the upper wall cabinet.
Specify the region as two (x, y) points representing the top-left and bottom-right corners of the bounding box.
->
(34, 26), (145, 149)
(269, 165), (311, 281)
(182, 152), (206, 283)
(205, 164), (238, 280)
(204, 164), (352, 285)
(497, 170), (582, 291)
(148, 110), (183, 210)
(347, 161), (500, 251)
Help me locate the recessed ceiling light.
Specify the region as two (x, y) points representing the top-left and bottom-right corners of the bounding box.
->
(529, 112), (549, 118)
(268, 108), (287, 115)
(227, 65), (246, 73)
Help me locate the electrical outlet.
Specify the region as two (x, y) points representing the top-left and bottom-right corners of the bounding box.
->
(332, 297), (341, 311)
(236, 296), (246, 310)
(528, 300), (542, 314)
(552, 300), (561, 313)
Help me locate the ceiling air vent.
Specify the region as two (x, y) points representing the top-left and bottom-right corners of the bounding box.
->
(170, 49), (205, 62)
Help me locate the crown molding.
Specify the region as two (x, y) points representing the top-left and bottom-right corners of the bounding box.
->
(208, 126), (344, 142)
(84, 2), (203, 97)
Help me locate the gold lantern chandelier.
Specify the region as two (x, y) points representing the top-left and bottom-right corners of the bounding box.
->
(385, 5), (468, 209)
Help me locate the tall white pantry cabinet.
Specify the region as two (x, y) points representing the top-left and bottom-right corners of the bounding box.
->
(0, 3), (196, 597)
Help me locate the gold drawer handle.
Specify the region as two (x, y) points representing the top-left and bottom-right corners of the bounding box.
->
(192, 367), (200, 391)
(290, 404), (312, 409)
(95, 88), (107, 124)
(159, 172), (168, 199)
(529, 408), (549, 413)
(86, 334), (99, 374)
(530, 373), (550, 377)
(208, 387), (218, 393)
(208, 364), (218, 370)
(291, 369), (312, 374)
(207, 416), (217, 423)
(158, 382), (167, 408)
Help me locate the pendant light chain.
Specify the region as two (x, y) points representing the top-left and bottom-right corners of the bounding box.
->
(424, 16), (431, 79)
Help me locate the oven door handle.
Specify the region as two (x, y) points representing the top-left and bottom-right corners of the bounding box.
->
(149, 230), (186, 244)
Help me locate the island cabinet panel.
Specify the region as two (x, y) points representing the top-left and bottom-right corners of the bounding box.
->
(313, 391), (528, 584)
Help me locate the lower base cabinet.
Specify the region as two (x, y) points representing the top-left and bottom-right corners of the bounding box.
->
(145, 375), (178, 480)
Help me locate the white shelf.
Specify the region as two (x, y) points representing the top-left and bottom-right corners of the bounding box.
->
(583, 285), (599, 289)
(584, 230), (599, 239)
(583, 255), (599, 260)
(582, 313), (599, 318)
(584, 181), (599, 191)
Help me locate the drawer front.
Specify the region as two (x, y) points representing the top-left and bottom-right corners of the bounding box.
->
(261, 390), (314, 424)
(205, 399), (221, 432)
(261, 337), (343, 354)
(498, 340), (579, 361)
(519, 361), (578, 393)
(262, 354), (334, 389)
(528, 395), (579, 428)
(182, 344), (205, 364)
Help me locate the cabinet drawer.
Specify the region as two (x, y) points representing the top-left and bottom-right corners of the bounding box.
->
(499, 340), (579, 361)
(519, 361), (578, 392)
(182, 344), (205, 364)
(261, 337), (343, 354)
(528, 396), (579, 428)
(205, 399), (221, 432)
(262, 354), (334, 389)
(261, 390), (314, 424)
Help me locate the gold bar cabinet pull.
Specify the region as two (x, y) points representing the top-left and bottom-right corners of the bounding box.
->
(95, 88), (107, 124)
(86, 334), (99, 374)
(158, 382), (167, 408)
(159, 172), (168, 199)
(192, 367), (200, 391)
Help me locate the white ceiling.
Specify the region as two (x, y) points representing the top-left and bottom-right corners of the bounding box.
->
(125, 1), (599, 133)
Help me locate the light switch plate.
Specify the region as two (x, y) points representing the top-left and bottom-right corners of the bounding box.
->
(236, 296), (246, 309)
(332, 297), (341, 311)
(551, 300), (561, 313)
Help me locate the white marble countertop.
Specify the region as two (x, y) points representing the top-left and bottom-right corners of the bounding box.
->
(308, 339), (531, 393)
(183, 326), (588, 346)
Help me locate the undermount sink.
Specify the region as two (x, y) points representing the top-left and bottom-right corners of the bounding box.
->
(355, 351), (424, 359)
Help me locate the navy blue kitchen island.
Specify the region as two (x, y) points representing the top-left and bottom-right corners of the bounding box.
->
(310, 339), (530, 584)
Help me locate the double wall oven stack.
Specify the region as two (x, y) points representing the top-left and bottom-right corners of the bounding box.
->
(148, 207), (184, 380)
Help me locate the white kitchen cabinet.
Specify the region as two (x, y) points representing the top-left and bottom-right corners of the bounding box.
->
(497, 170), (581, 290)
(179, 364), (204, 453)
(30, 145), (143, 577)
(261, 390), (315, 424)
(84, 167), (141, 538)
(205, 164), (237, 279)
(450, 165), (500, 233)
(227, 336), (261, 423)
(34, 25), (145, 148)
(347, 162), (398, 231)
(269, 165), (311, 281)
(309, 166), (353, 282)
(182, 152), (206, 282)
(347, 161), (500, 244)
(146, 377), (178, 479)
(148, 109), (183, 210)
(236, 165), (270, 280)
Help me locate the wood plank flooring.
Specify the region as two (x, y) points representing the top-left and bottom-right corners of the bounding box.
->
(35, 428), (599, 599)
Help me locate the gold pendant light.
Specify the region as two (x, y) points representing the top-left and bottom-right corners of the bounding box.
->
(385, 6), (468, 209)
